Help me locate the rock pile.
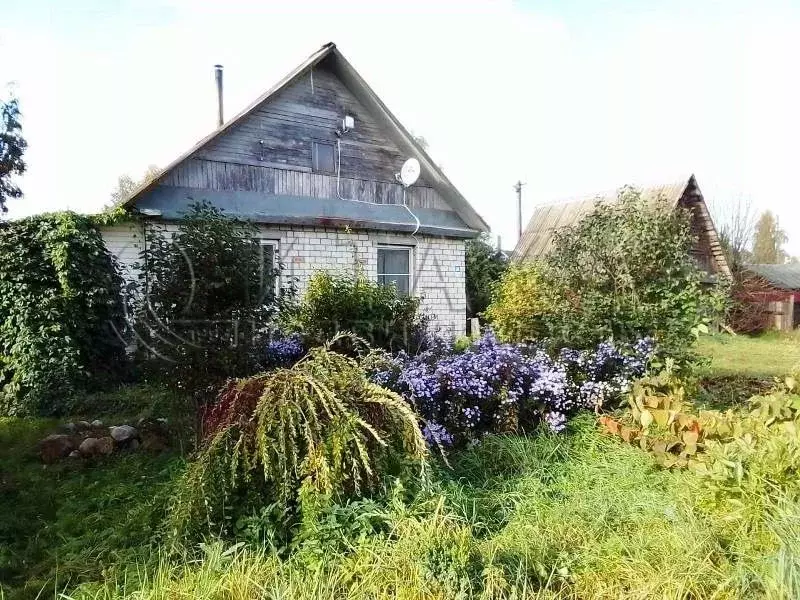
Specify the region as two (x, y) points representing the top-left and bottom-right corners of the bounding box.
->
(37, 418), (170, 464)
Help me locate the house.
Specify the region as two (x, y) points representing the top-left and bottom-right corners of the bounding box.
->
(512, 174), (731, 278)
(101, 42), (489, 337)
(740, 264), (800, 331)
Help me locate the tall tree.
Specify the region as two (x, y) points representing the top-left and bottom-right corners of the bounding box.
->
(0, 96), (27, 214)
(751, 210), (788, 264)
(108, 164), (160, 206)
(713, 195), (755, 271)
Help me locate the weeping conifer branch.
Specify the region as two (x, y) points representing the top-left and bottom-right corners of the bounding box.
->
(169, 339), (427, 542)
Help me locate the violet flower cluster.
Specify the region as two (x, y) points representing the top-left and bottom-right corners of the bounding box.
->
(263, 333), (305, 367)
(369, 331), (654, 447)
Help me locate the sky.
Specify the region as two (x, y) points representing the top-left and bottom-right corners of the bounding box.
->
(1, 0), (799, 255)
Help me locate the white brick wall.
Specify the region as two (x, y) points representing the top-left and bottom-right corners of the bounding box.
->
(102, 222), (466, 337)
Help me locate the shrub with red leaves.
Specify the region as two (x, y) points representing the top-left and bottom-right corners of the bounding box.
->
(201, 377), (265, 439)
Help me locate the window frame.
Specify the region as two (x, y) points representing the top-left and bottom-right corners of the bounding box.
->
(376, 244), (413, 295)
(311, 140), (335, 174)
(258, 239), (280, 300)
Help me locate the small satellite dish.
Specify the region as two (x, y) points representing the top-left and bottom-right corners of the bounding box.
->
(399, 158), (421, 187)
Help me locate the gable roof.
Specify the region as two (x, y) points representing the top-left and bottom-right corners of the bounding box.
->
(512, 174), (730, 276)
(513, 177), (694, 262)
(746, 263), (800, 290)
(119, 42), (489, 233)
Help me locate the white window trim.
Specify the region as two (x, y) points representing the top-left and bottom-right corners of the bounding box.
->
(259, 239), (280, 297)
(377, 244), (414, 294)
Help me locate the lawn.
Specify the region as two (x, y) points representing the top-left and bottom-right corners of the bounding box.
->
(697, 331), (800, 378)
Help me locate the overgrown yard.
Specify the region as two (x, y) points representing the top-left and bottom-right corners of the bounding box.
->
(3, 367), (800, 598)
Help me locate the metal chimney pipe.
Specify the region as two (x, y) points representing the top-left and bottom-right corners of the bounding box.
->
(214, 65), (224, 127)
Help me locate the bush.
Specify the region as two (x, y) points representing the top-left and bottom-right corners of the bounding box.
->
(465, 234), (507, 318)
(0, 212), (128, 415)
(483, 263), (560, 342)
(289, 271), (430, 353)
(170, 337), (426, 544)
(366, 331), (654, 445)
(487, 188), (728, 363)
(134, 202), (295, 398)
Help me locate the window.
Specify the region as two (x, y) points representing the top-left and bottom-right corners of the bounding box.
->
(377, 246), (411, 295)
(258, 240), (279, 300)
(312, 141), (335, 173)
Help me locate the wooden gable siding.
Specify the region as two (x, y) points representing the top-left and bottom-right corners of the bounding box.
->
(161, 158), (448, 210)
(677, 189), (729, 276)
(158, 60), (449, 211)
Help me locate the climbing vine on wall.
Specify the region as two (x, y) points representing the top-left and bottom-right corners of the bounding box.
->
(0, 212), (128, 416)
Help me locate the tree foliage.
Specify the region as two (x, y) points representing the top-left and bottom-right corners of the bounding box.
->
(465, 233), (507, 318)
(135, 202), (294, 397)
(108, 165), (160, 207)
(487, 188), (727, 362)
(751, 210), (788, 264)
(0, 213), (127, 415)
(0, 95), (27, 214)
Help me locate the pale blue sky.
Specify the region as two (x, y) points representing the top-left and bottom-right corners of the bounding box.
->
(2, 0), (799, 255)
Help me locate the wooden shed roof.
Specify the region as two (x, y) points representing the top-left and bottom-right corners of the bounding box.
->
(512, 175), (730, 277)
(118, 42), (489, 232)
(513, 178), (693, 262)
(746, 264), (800, 291)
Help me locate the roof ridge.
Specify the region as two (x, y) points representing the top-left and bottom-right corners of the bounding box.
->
(529, 176), (694, 210)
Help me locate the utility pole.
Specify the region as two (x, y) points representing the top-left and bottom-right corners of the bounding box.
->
(514, 180), (526, 241)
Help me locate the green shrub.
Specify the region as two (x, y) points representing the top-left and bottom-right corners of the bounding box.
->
(169, 337), (426, 544)
(544, 188), (727, 357)
(487, 188), (728, 363)
(289, 271), (429, 353)
(484, 262), (561, 343)
(134, 202), (295, 399)
(0, 212), (127, 416)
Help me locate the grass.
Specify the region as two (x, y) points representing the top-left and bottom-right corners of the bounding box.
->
(51, 416), (797, 600)
(3, 350), (800, 599)
(696, 331), (800, 379)
(0, 385), (188, 600)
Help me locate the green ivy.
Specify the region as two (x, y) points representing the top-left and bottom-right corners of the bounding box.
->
(0, 212), (128, 416)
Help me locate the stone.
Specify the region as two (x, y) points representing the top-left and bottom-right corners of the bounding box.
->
(77, 420), (91, 430)
(68, 450), (81, 458)
(96, 437), (114, 455)
(39, 434), (75, 463)
(109, 425), (137, 443)
(91, 419), (103, 427)
(78, 437), (100, 457)
(128, 439), (140, 451)
(60, 422), (78, 434)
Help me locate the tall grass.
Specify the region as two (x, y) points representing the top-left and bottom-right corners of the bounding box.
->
(59, 415), (797, 600)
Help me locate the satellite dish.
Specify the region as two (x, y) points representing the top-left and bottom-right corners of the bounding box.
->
(399, 158), (421, 187)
